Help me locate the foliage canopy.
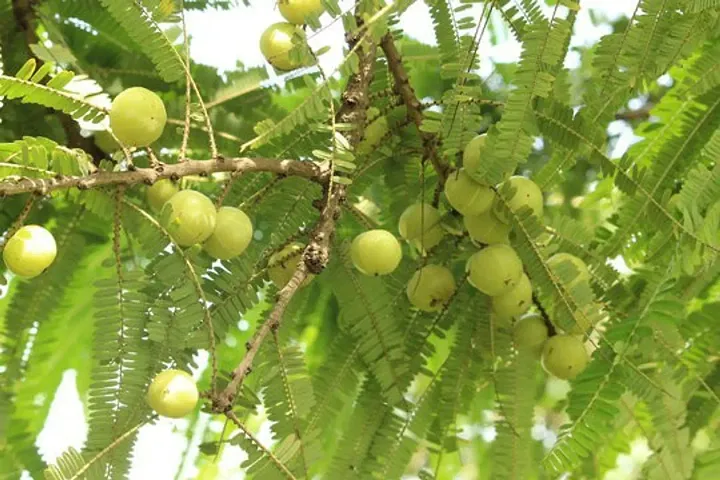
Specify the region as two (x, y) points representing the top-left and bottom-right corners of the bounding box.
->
(0, 0), (719, 479)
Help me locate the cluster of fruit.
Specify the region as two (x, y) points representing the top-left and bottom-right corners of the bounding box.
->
(260, 0), (324, 71)
(345, 134), (592, 380)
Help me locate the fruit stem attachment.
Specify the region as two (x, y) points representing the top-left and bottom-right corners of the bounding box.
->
(0, 157), (328, 197)
(380, 33), (449, 183)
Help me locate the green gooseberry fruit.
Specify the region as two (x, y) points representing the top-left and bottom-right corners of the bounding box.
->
(260, 22), (307, 71)
(203, 207), (253, 260)
(513, 314), (549, 355)
(444, 169), (495, 216)
(147, 179), (179, 212)
(492, 273), (533, 318)
(146, 369), (199, 418)
(398, 203), (445, 254)
(406, 264), (456, 312)
(464, 208), (511, 245)
(463, 134), (487, 175)
(278, 0), (324, 24)
(350, 229), (402, 276)
(2, 225), (57, 278)
(541, 334), (589, 380)
(494, 176), (544, 224)
(467, 244), (523, 296)
(160, 190), (217, 247)
(267, 242), (314, 288)
(109, 87), (167, 147)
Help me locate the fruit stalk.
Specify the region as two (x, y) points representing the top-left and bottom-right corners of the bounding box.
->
(380, 33), (449, 182)
(0, 157), (328, 197)
(212, 12), (378, 414)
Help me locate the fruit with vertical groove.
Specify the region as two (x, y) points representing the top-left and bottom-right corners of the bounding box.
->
(492, 273), (533, 318)
(260, 22), (307, 71)
(3, 225), (57, 278)
(444, 169), (495, 216)
(204, 207), (254, 260)
(407, 264), (456, 312)
(160, 190), (217, 247)
(147, 179), (179, 212)
(494, 176), (544, 224)
(278, 0), (324, 25)
(351, 229), (402, 276)
(109, 87), (167, 147)
(146, 369), (199, 418)
(398, 203), (445, 253)
(467, 244), (523, 296)
(541, 335), (589, 379)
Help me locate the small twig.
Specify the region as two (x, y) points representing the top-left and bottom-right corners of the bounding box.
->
(380, 33), (449, 182)
(0, 157), (328, 197)
(211, 9), (377, 414)
(532, 292), (557, 337)
(179, 3), (192, 161)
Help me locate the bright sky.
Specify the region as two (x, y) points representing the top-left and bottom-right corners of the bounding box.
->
(32, 2), (642, 479)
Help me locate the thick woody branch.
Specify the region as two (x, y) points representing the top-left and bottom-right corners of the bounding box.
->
(212, 15), (377, 415)
(0, 157), (328, 196)
(380, 33), (449, 182)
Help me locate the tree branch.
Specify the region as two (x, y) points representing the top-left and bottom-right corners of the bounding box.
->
(0, 157), (328, 196)
(212, 13), (377, 414)
(380, 33), (449, 182)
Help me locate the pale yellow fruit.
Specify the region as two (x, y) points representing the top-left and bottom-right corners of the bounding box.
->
(398, 203), (445, 253)
(464, 208), (511, 245)
(547, 253), (590, 287)
(203, 207), (253, 260)
(467, 244), (523, 296)
(278, 0), (324, 24)
(146, 369), (199, 418)
(494, 176), (544, 224)
(109, 87), (167, 147)
(147, 179), (179, 212)
(513, 314), (548, 355)
(350, 229), (402, 276)
(492, 273), (533, 318)
(267, 243), (314, 288)
(541, 335), (589, 380)
(260, 22), (307, 71)
(160, 190), (217, 247)
(444, 169), (495, 216)
(406, 264), (456, 312)
(463, 134), (487, 175)
(2, 225), (57, 278)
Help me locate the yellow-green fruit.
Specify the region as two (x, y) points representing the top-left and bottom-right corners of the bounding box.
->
(463, 134), (487, 175)
(2, 225), (57, 278)
(444, 169), (495, 216)
(407, 264), (456, 312)
(541, 335), (589, 380)
(260, 22), (307, 71)
(398, 203), (445, 253)
(94, 130), (119, 154)
(357, 116), (389, 155)
(351, 229), (402, 276)
(464, 208), (511, 245)
(160, 190), (217, 247)
(203, 207), (253, 260)
(513, 314), (548, 355)
(492, 273), (532, 318)
(467, 244), (523, 296)
(146, 369), (199, 418)
(147, 179), (179, 212)
(547, 253), (590, 287)
(268, 243), (313, 288)
(494, 176), (544, 224)
(278, 0), (324, 24)
(109, 87), (167, 147)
